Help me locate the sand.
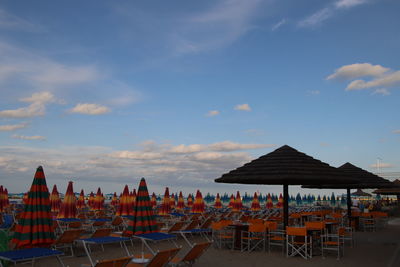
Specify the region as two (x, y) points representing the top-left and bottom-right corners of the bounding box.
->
(11, 219), (400, 267)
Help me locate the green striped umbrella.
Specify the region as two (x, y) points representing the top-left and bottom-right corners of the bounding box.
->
(12, 166), (55, 248)
(125, 178), (158, 235)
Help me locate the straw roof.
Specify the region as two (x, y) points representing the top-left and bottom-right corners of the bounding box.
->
(215, 145), (356, 185)
(373, 179), (400, 195)
(302, 162), (394, 189)
(351, 189), (372, 197)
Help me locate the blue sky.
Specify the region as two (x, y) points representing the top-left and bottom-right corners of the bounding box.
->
(0, 0), (399, 196)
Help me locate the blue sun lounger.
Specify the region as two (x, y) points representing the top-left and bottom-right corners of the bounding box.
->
(133, 232), (178, 255)
(0, 247), (64, 267)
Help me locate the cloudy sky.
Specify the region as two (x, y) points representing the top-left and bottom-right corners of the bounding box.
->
(1, 0), (399, 196)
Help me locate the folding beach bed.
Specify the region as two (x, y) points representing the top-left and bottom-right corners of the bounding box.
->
(0, 247), (64, 267)
(132, 232), (178, 255)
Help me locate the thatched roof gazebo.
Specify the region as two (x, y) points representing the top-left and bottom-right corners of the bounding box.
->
(351, 189), (372, 197)
(215, 145), (358, 227)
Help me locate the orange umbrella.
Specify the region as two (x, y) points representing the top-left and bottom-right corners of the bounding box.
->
(186, 194), (193, 208)
(250, 192), (261, 212)
(4, 187), (10, 209)
(228, 194), (235, 209)
(170, 193), (176, 209)
(131, 189), (137, 208)
(76, 189), (86, 209)
(265, 193), (273, 209)
(276, 193), (284, 208)
(111, 192), (119, 207)
(88, 191), (95, 210)
(150, 192), (157, 208)
(176, 191), (185, 211)
(57, 181), (77, 218)
(191, 190), (205, 213)
(0, 185), (5, 212)
(93, 188), (104, 211)
(50, 185), (61, 213)
(12, 166), (55, 248)
(158, 187), (171, 216)
(214, 193), (222, 209)
(116, 185), (133, 216)
(232, 191), (242, 212)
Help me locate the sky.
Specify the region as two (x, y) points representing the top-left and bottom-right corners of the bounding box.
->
(0, 0), (399, 196)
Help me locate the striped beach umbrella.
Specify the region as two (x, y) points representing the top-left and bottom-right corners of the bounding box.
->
(233, 191), (242, 212)
(0, 185), (5, 212)
(176, 191), (185, 211)
(228, 194), (235, 209)
(150, 192), (157, 208)
(186, 194), (193, 208)
(4, 187), (9, 209)
(57, 181), (77, 219)
(76, 189), (86, 209)
(23, 192), (29, 205)
(126, 178), (158, 235)
(265, 193), (273, 209)
(93, 188), (104, 211)
(49, 185), (61, 213)
(111, 192), (119, 207)
(116, 185), (133, 216)
(88, 191), (95, 210)
(131, 189), (137, 208)
(214, 193), (222, 209)
(170, 193), (176, 209)
(250, 192), (261, 212)
(12, 166), (55, 248)
(158, 187), (171, 216)
(276, 193), (284, 208)
(191, 190), (205, 213)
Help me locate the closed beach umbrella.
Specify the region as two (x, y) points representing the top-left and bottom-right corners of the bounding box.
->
(265, 193), (273, 209)
(214, 193), (223, 209)
(191, 190), (205, 213)
(250, 192), (261, 212)
(151, 192), (157, 208)
(186, 194), (193, 208)
(176, 191), (185, 211)
(276, 193), (284, 208)
(50, 185), (61, 213)
(233, 191), (242, 212)
(88, 191), (95, 210)
(296, 193), (302, 206)
(12, 166), (55, 248)
(330, 192), (336, 206)
(23, 192), (28, 205)
(116, 185), (133, 216)
(4, 188), (10, 209)
(170, 193), (176, 209)
(0, 186), (4, 212)
(158, 187), (171, 216)
(76, 189), (86, 209)
(57, 181), (77, 219)
(228, 194), (235, 209)
(126, 178), (158, 235)
(131, 189), (137, 208)
(93, 188), (104, 211)
(111, 192), (119, 207)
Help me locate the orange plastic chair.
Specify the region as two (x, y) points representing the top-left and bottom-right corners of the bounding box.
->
(241, 223), (267, 252)
(286, 227), (312, 259)
(82, 256), (133, 267)
(265, 221), (285, 253)
(321, 227), (345, 259)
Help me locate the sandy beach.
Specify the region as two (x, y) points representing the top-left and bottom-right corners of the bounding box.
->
(17, 217), (399, 267)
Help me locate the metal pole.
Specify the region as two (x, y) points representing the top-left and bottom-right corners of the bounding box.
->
(347, 188), (352, 227)
(283, 184), (289, 229)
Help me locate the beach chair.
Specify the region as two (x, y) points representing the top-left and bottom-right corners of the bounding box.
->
(241, 223), (267, 252)
(286, 227), (312, 259)
(128, 247), (181, 267)
(161, 222), (185, 234)
(210, 221), (234, 249)
(53, 229), (85, 256)
(111, 216), (125, 231)
(170, 242), (212, 266)
(265, 221), (285, 254)
(0, 247), (65, 267)
(81, 256), (133, 267)
(321, 227), (345, 259)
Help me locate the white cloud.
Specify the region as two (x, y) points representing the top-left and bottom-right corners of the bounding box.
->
(372, 88), (391, 96)
(393, 130), (400, 134)
(110, 151), (163, 160)
(271, 19), (286, 31)
(0, 123), (28, 131)
(11, 134), (46, 141)
(346, 71), (400, 90)
(234, 103), (251, 111)
(0, 91), (58, 118)
(370, 162), (394, 169)
(327, 63), (389, 80)
(335, 0), (367, 9)
(208, 141), (273, 151)
(206, 110), (220, 117)
(69, 103), (111, 115)
(169, 144), (204, 154)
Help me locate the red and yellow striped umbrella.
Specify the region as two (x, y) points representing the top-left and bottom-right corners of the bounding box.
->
(116, 185), (133, 216)
(265, 193), (273, 209)
(228, 194), (235, 209)
(186, 194), (193, 208)
(158, 187), (171, 216)
(57, 181), (77, 219)
(150, 192), (157, 208)
(131, 189), (137, 208)
(0, 185), (5, 212)
(232, 191), (242, 212)
(250, 192), (261, 212)
(12, 166), (55, 248)
(276, 193), (284, 208)
(111, 192), (119, 207)
(126, 178), (158, 235)
(176, 191), (185, 211)
(50, 185), (61, 213)
(170, 193), (176, 209)
(93, 188), (104, 211)
(214, 193), (222, 209)
(76, 189), (86, 209)
(191, 190), (205, 213)
(4, 187), (10, 209)
(88, 191), (95, 210)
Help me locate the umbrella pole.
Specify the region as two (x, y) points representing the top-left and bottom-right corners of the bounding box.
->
(283, 184), (288, 229)
(347, 188), (352, 227)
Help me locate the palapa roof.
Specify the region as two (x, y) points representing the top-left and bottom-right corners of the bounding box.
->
(351, 189), (372, 197)
(373, 179), (400, 195)
(215, 145), (357, 185)
(302, 162), (394, 189)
